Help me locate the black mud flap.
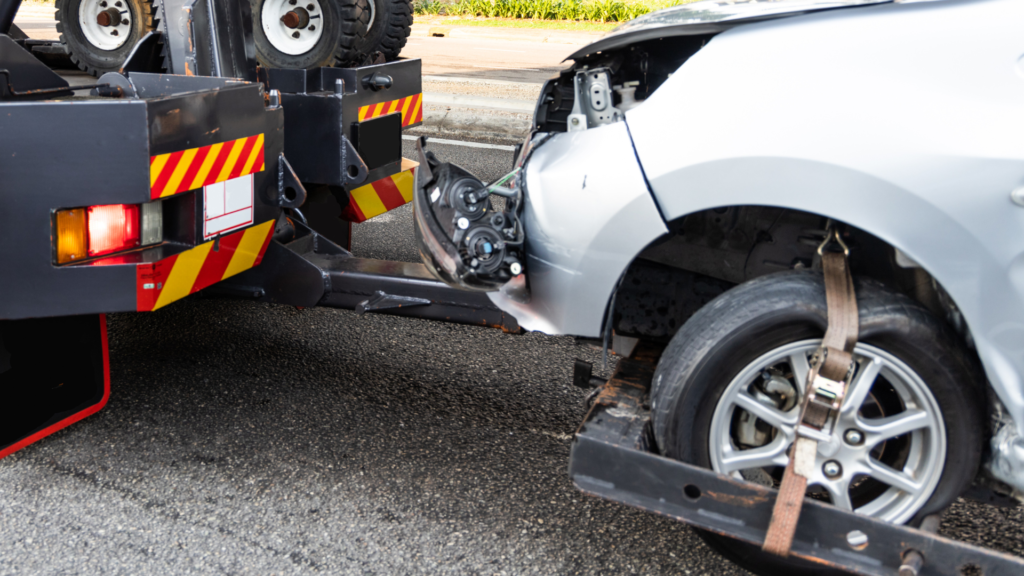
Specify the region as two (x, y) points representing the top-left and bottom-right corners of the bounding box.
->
(0, 315), (110, 459)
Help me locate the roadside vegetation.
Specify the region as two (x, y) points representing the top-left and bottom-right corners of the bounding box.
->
(412, 0), (696, 23)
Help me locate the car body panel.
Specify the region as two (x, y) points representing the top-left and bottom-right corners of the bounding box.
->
(624, 0), (1024, 432)
(487, 124), (669, 336)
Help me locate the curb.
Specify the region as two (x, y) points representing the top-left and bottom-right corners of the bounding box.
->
(410, 24), (603, 46)
(406, 105), (532, 146)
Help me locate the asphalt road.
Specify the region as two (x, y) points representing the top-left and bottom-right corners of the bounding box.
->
(3, 139), (1023, 575)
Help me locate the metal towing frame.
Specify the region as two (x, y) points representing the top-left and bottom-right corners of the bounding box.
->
(2, 2), (1022, 574)
(571, 345), (1024, 576)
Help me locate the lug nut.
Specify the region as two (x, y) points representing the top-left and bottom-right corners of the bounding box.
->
(111, 29), (119, 36)
(307, 3), (315, 10)
(844, 429), (864, 445)
(122, 18), (129, 25)
(823, 460), (843, 479)
(308, 25), (315, 31)
(292, 31), (301, 38)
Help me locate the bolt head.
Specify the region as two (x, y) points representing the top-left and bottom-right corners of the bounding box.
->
(1011, 186), (1024, 207)
(457, 217), (470, 230)
(570, 118), (580, 126)
(844, 429), (864, 445)
(510, 262), (523, 275)
(823, 460), (842, 478)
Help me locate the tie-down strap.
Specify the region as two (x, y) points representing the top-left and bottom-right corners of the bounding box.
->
(763, 231), (859, 557)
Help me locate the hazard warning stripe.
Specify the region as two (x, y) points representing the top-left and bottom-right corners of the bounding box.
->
(149, 134), (266, 200)
(341, 159), (418, 223)
(136, 220), (275, 312)
(357, 93), (423, 127)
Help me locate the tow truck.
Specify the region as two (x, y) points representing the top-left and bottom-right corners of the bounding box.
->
(0, 0), (517, 460)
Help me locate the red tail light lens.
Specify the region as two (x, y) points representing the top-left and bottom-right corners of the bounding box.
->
(86, 204), (140, 257)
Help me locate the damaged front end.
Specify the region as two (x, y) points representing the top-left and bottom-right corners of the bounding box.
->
(412, 137), (530, 291)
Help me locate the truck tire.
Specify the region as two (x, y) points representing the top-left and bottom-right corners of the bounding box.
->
(335, 0), (412, 66)
(55, 0), (156, 77)
(649, 270), (984, 576)
(251, 0), (344, 69)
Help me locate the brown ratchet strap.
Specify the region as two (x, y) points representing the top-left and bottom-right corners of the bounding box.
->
(762, 229), (859, 557)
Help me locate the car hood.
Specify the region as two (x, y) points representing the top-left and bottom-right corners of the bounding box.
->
(568, 0), (893, 60)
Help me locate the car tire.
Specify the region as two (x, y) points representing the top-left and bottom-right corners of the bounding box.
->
(250, 0), (344, 69)
(650, 270), (984, 576)
(56, 0), (156, 77)
(335, 0), (412, 66)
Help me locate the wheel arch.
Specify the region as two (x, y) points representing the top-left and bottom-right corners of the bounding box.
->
(626, 155), (1024, 437)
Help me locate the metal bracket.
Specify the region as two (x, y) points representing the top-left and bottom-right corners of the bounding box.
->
(355, 291), (431, 314)
(275, 154), (308, 208)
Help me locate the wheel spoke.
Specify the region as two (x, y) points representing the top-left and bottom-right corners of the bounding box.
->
(719, 436), (789, 474)
(735, 391), (799, 430)
(840, 358), (882, 418)
(859, 409), (930, 446)
(821, 478), (854, 511)
(789, 351), (812, 396)
(864, 459), (923, 495)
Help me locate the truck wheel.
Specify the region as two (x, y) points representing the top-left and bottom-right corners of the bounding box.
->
(55, 0), (156, 77)
(335, 0), (412, 66)
(251, 0), (344, 69)
(649, 270), (984, 576)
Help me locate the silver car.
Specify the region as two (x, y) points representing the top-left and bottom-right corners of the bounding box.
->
(414, 0), (1024, 573)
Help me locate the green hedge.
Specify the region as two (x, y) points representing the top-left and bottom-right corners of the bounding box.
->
(412, 0), (691, 23)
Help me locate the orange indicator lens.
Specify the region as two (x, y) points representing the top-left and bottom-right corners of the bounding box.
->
(86, 204), (140, 257)
(56, 208), (88, 264)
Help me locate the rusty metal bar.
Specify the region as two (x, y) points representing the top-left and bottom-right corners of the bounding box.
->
(569, 349), (1024, 576)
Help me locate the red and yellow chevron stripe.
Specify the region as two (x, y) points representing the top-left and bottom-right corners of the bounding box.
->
(150, 134), (265, 200)
(341, 159), (418, 223)
(136, 220), (275, 312)
(358, 93), (423, 127)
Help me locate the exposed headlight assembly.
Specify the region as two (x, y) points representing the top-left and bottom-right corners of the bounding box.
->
(413, 137), (525, 291)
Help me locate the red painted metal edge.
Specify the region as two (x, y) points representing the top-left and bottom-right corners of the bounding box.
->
(0, 315), (111, 460)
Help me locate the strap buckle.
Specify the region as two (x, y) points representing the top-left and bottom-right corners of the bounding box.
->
(810, 374), (846, 411)
(817, 228), (850, 257)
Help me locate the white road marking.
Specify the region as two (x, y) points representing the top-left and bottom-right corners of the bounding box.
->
(402, 135), (516, 152)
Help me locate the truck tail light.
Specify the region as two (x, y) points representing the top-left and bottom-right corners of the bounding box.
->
(87, 204), (140, 257)
(55, 202), (161, 264)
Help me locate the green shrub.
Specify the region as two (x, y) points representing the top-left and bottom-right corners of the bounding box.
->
(412, 0), (693, 23)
